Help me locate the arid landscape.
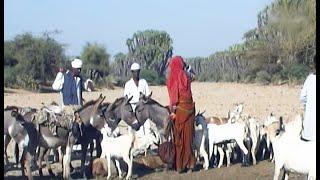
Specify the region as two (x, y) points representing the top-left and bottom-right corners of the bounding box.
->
(4, 82), (306, 179)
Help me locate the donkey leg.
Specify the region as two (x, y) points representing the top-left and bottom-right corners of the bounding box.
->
(20, 149), (26, 177)
(37, 147), (45, 176)
(95, 138), (102, 158)
(4, 135), (12, 166)
(80, 143), (89, 178)
(89, 141), (94, 158)
(44, 148), (55, 176)
(24, 151), (33, 180)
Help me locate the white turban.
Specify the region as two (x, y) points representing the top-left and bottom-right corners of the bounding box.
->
(130, 63), (140, 71)
(71, 58), (83, 69)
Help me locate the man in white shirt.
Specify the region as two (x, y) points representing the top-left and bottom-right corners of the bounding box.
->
(300, 55), (316, 141)
(124, 62), (152, 137)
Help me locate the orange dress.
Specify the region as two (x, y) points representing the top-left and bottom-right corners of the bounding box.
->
(166, 56), (196, 172)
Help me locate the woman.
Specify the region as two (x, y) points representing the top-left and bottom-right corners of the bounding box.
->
(166, 56), (196, 173)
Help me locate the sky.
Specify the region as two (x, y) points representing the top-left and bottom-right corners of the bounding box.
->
(4, 0), (273, 58)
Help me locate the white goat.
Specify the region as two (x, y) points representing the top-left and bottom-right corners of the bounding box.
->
(261, 115), (316, 180)
(207, 121), (249, 165)
(261, 114), (303, 162)
(193, 119), (209, 170)
(100, 125), (135, 180)
(132, 130), (160, 157)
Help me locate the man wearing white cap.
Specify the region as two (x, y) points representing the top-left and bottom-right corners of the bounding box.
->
(52, 58), (85, 109)
(124, 63), (152, 138)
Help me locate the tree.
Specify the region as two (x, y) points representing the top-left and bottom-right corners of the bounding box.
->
(4, 32), (66, 89)
(126, 30), (173, 77)
(81, 42), (110, 81)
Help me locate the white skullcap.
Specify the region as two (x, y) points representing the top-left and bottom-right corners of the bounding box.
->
(130, 63), (140, 71)
(71, 58), (83, 69)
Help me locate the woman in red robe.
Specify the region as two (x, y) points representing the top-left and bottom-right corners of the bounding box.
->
(166, 56), (196, 173)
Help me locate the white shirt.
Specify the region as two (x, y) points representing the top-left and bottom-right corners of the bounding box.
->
(124, 78), (150, 108)
(124, 78), (151, 137)
(300, 74), (316, 141)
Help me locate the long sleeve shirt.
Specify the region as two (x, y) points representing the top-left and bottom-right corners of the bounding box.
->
(300, 73), (316, 141)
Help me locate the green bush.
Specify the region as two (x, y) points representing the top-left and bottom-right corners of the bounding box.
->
(255, 70), (271, 85)
(281, 64), (310, 84)
(4, 67), (17, 87)
(140, 69), (163, 85)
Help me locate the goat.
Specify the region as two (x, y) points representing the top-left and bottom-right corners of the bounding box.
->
(261, 115), (316, 180)
(100, 125), (135, 180)
(207, 121), (249, 167)
(132, 129), (160, 157)
(261, 113), (303, 162)
(193, 116), (209, 170)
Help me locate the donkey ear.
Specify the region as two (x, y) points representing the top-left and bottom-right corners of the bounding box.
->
(139, 92), (145, 99)
(196, 110), (200, 116)
(11, 110), (19, 118)
(147, 92), (152, 99)
(201, 110), (206, 115)
(127, 95), (133, 103)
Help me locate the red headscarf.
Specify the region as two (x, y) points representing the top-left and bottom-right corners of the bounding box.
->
(166, 56), (191, 108)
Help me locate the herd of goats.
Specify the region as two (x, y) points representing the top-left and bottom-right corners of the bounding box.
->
(4, 93), (316, 180)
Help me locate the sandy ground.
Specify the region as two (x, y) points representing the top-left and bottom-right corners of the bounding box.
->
(4, 82), (306, 179)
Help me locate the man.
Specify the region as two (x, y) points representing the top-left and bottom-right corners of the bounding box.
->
(300, 54), (316, 141)
(52, 58), (86, 110)
(124, 62), (152, 138)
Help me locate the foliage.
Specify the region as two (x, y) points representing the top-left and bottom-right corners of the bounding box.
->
(186, 0), (315, 85)
(4, 32), (66, 89)
(140, 69), (165, 85)
(81, 42), (110, 82)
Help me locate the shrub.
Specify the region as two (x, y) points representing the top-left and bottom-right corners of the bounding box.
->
(281, 63), (310, 85)
(4, 67), (17, 88)
(140, 69), (161, 85)
(255, 70), (271, 85)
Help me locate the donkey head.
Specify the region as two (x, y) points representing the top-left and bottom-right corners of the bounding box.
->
(103, 95), (138, 131)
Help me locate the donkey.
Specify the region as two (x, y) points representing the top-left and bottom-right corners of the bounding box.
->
(102, 95), (140, 131)
(4, 106), (37, 167)
(5, 109), (39, 180)
(134, 92), (172, 143)
(65, 93), (107, 178)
